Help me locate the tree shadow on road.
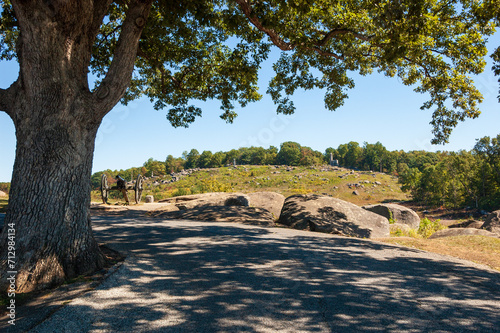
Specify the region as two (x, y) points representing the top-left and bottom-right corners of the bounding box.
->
(30, 214), (500, 332)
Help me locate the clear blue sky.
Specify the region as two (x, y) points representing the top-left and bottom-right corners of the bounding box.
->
(0, 34), (499, 183)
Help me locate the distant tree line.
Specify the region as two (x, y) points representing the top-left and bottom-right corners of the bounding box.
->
(90, 136), (500, 210)
(176, 142), (325, 171)
(398, 135), (500, 210)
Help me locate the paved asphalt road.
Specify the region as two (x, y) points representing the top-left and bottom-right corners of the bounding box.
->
(9, 212), (500, 332)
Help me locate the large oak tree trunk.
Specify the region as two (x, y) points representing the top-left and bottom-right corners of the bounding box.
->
(1, 116), (106, 292)
(0, 0), (152, 292)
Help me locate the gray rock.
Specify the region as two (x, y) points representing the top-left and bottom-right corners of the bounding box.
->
(278, 194), (390, 238)
(247, 192), (285, 220)
(429, 228), (500, 239)
(145, 195), (154, 203)
(362, 203), (420, 229)
(159, 192), (250, 210)
(0, 190), (6, 197)
(481, 210), (500, 235)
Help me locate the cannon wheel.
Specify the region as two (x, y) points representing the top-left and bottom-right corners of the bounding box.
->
(100, 173), (109, 204)
(134, 174), (144, 204)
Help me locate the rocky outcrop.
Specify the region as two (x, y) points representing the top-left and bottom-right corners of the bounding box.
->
(362, 203), (420, 229)
(247, 192), (285, 219)
(481, 210), (500, 235)
(159, 192), (249, 210)
(429, 228), (500, 239)
(155, 206), (275, 226)
(278, 194), (390, 238)
(0, 190), (7, 197)
(155, 192), (282, 226)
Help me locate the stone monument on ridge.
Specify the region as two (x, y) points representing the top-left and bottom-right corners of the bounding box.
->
(329, 153), (339, 166)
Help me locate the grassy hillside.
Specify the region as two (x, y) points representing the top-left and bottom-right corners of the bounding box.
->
(91, 165), (409, 205)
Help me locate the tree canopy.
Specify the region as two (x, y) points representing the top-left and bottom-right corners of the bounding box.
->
(2, 0), (498, 143)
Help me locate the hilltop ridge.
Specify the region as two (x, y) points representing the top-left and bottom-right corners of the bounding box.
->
(92, 164), (408, 207)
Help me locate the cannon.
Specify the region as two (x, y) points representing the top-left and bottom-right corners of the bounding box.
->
(100, 173), (144, 204)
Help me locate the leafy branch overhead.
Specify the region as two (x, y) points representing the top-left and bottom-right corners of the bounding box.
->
(233, 0), (496, 144)
(1, 0), (499, 143)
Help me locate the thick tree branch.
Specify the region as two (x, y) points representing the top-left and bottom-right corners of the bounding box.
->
(0, 82), (19, 119)
(93, 0), (152, 117)
(88, 0), (113, 45)
(0, 88), (9, 113)
(233, 0), (294, 51)
(234, 0), (344, 59)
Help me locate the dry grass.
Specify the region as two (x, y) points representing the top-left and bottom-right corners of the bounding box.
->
(378, 236), (500, 272)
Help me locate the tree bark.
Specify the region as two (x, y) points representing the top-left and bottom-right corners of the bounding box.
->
(1, 117), (106, 292)
(0, 0), (151, 292)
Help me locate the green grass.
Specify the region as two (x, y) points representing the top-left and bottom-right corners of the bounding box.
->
(91, 165), (409, 205)
(390, 218), (447, 239)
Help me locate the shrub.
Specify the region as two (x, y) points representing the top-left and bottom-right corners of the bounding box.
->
(388, 209), (396, 224)
(418, 218), (446, 238)
(391, 219), (444, 239)
(390, 226), (420, 238)
(172, 187), (191, 197)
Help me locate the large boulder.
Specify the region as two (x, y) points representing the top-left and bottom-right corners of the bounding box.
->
(429, 228), (499, 239)
(0, 190), (7, 197)
(362, 203), (420, 229)
(481, 210), (500, 235)
(159, 192), (250, 210)
(247, 192), (285, 219)
(155, 206), (275, 227)
(278, 194), (390, 238)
